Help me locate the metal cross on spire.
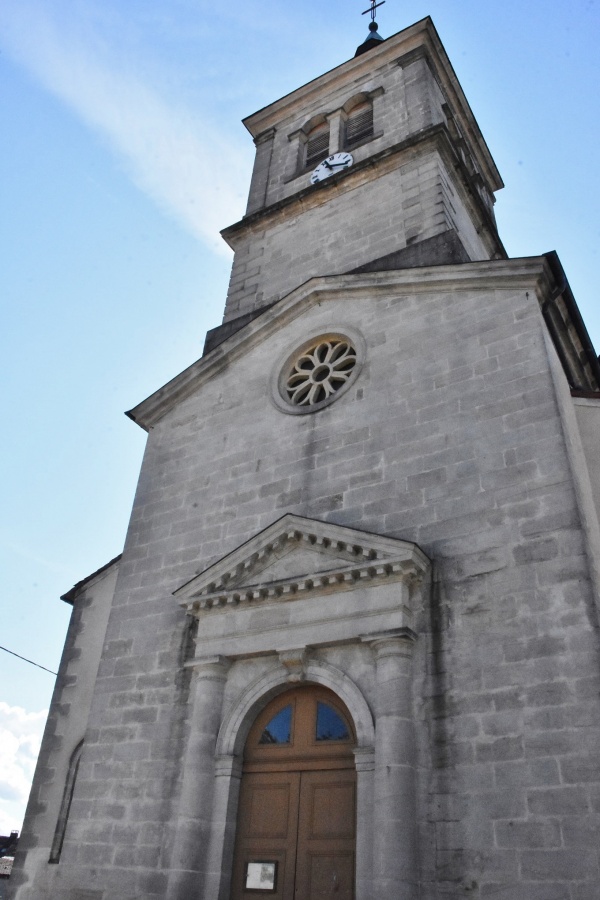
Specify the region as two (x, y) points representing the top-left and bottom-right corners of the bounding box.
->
(361, 0), (385, 23)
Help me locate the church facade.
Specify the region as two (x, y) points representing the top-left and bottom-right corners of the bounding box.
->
(11, 17), (600, 900)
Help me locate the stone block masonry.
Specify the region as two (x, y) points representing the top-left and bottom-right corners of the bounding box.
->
(11, 17), (600, 898)
(224, 149), (490, 321)
(16, 267), (598, 899)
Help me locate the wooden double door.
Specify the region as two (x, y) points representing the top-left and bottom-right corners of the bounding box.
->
(230, 686), (357, 900)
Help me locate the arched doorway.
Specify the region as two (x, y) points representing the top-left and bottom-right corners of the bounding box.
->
(230, 685), (357, 899)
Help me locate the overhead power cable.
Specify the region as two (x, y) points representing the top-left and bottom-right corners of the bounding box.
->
(0, 645), (57, 675)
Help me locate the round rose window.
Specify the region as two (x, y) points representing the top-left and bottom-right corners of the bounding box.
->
(271, 329), (365, 415)
(284, 337), (357, 407)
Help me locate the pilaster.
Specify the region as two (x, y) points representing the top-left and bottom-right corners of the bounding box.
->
(166, 655), (230, 900)
(246, 128), (276, 215)
(370, 630), (419, 899)
(353, 747), (375, 900)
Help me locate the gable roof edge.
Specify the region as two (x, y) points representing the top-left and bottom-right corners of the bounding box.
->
(126, 256), (551, 432)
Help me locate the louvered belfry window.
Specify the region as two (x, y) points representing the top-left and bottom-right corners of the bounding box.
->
(305, 124), (329, 169)
(346, 102), (374, 147)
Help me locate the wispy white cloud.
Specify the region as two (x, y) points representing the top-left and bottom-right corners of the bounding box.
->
(0, 703), (48, 834)
(0, 1), (248, 255)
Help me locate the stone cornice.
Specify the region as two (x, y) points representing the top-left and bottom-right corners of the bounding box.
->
(125, 256), (554, 431)
(181, 556), (422, 615)
(174, 513), (430, 615)
(221, 125), (502, 256)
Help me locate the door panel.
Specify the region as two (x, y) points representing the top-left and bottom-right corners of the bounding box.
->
(247, 781), (297, 839)
(230, 773), (300, 900)
(303, 852), (355, 900)
(295, 770), (356, 900)
(230, 687), (356, 900)
(302, 778), (356, 840)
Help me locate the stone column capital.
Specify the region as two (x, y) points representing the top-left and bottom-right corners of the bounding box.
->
(254, 127), (276, 147)
(362, 628), (417, 659)
(287, 127), (305, 143)
(186, 654), (231, 679)
(214, 754), (242, 780)
(368, 85), (385, 100)
(353, 747), (376, 772)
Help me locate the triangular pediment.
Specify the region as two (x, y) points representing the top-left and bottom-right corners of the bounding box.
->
(174, 514), (430, 612)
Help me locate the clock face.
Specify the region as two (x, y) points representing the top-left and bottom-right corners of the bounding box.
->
(310, 152), (354, 184)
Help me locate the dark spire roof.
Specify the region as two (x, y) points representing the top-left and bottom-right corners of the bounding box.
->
(355, 20), (385, 57)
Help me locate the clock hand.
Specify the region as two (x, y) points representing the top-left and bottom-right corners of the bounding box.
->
(322, 160), (333, 169)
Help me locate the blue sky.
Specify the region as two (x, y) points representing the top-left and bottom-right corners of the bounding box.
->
(1, 0), (599, 833)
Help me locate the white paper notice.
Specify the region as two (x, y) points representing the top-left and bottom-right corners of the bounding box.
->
(245, 862), (276, 890)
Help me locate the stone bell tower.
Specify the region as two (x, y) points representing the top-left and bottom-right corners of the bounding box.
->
(218, 15), (504, 328)
(12, 14), (600, 900)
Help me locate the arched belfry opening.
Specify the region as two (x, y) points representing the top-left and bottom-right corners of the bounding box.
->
(230, 685), (356, 900)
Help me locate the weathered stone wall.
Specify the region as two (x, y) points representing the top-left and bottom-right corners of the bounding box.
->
(574, 398), (600, 522)
(225, 148), (491, 321)
(18, 273), (600, 898)
(11, 562), (118, 900)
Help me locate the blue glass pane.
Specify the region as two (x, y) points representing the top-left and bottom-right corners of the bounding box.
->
(316, 702), (350, 741)
(259, 705), (292, 744)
